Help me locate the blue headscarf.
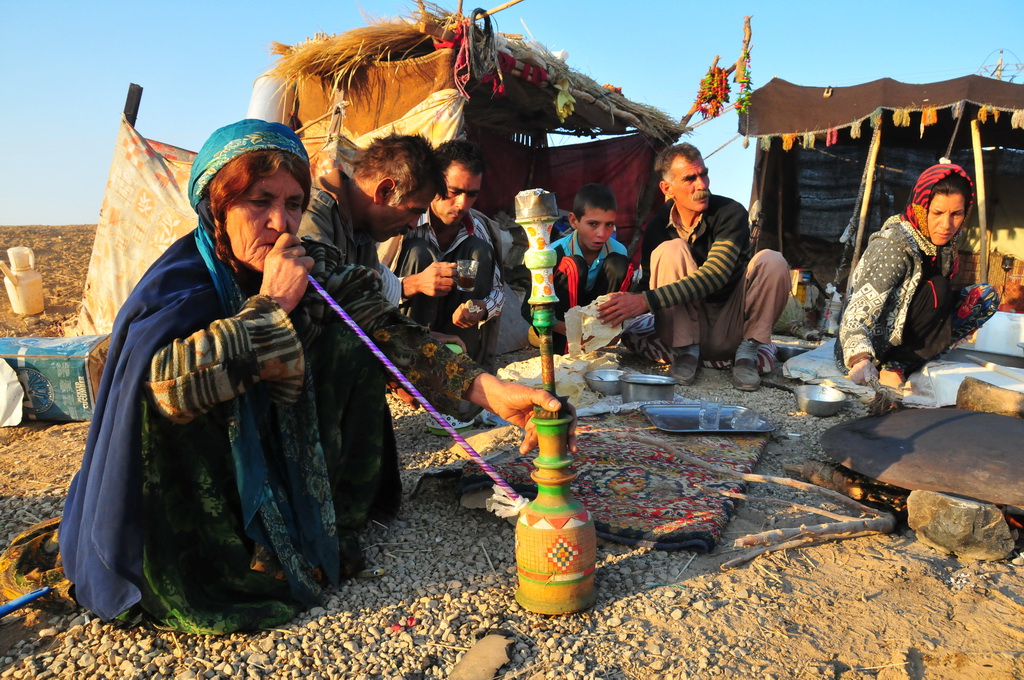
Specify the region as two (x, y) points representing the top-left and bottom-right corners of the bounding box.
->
(188, 119), (309, 313)
(61, 120), (337, 621)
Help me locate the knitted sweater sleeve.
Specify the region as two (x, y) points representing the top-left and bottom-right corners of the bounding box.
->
(641, 198), (748, 312)
(146, 295), (304, 423)
(643, 238), (744, 311)
(838, 234), (913, 368)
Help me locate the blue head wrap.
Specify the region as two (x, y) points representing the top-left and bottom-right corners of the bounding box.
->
(188, 120), (309, 313)
(60, 119), (334, 623)
(188, 119), (308, 209)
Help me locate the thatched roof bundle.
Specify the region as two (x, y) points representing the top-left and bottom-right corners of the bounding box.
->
(267, 6), (684, 144)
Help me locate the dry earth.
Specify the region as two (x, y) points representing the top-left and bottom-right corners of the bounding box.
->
(0, 225), (1022, 679)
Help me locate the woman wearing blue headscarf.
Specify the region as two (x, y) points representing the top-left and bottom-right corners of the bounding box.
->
(54, 120), (565, 634)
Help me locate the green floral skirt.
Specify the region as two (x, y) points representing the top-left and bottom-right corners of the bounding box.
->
(137, 329), (400, 634)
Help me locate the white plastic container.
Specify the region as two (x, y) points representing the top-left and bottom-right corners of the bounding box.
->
(245, 72), (295, 124)
(960, 311), (1024, 357)
(0, 247), (44, 316)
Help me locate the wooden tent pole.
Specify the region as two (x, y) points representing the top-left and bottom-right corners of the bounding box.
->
(971, 118), (990, 283)
(848, 125), (883, 294)
(123, 83), (143, 129)
(480, 0), (525, 18)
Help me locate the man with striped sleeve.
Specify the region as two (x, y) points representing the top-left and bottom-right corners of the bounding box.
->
(598, 144), (789, 391)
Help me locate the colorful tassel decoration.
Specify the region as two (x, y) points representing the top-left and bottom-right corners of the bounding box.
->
(760, 136), (772, 151)
(920, 107), (938, 138)
(802, 133), (816, 149)
(782, 134), (797, 151)
(826, 128), (838, 146)
(892, 109), (911, 127)
(850, 120), (863, 139)
(1012, 110), (1024, 130)
(978, 107), (989, 124)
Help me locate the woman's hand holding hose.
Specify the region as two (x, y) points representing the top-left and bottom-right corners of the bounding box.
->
(848, 357), (879, 385)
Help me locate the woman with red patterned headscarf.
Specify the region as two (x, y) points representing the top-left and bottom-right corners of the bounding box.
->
(836, 163), (999, 388)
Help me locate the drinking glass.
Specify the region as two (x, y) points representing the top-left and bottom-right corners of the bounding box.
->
(456, 259), (479, 292)
(729, 407), (760, 430)
(698, 400), (721, 430)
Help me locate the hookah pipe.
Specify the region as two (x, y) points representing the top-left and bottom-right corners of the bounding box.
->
(513, 189), (597, 615)
(306, 275), (526, 516)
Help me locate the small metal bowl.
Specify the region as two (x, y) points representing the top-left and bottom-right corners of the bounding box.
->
(584, 369), (624, 395)
(619, 373), (678, 403)
(793, 384), (846, 417)
(776, 344), (815, 363)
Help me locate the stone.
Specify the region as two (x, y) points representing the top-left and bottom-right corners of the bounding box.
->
(448, 634), (513, 680)
(907, 490), (1015, 561)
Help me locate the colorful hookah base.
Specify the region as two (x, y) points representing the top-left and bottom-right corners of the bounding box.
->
(514, 503), (597, 614)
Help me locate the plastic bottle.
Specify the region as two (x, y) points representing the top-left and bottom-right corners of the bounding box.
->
(0, 247), (44, 316)
(820, 283), (842, 336)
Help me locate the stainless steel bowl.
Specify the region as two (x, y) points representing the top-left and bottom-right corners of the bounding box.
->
(619, 373), (678, 403)
(584, 369), (624, 395)
(776, 343), (815, 363)
(793, 384), (846, 417)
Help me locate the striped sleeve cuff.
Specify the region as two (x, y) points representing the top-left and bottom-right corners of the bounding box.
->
(146, 296), (304, 423)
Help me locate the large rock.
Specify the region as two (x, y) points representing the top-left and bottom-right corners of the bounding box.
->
(906, 490), (1015, 561)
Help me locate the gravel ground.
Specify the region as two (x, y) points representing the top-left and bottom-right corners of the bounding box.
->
(1, 226), (1023, 679)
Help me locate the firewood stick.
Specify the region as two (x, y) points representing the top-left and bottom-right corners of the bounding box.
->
(711, 489), (850, 521)
(626, 433), (881, 516)
(734, 515), (896, 548)
(721, 532), (878, 570)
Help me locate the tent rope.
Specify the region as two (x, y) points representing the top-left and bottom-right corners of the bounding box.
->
(705, 134), (742, 159)
(943, 100), (966, 162)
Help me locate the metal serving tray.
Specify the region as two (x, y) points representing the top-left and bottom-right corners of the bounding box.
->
(640, 404), (775, 434)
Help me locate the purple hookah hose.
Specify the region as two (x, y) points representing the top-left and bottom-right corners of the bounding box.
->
(306, 275), (522, 503)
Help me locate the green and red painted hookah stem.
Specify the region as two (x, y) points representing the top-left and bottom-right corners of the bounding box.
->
(307, 274), (522, 503)
(531, 303), (560, 417)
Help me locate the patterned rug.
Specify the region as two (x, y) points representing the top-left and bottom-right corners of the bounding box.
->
(459, 411), (768, 552)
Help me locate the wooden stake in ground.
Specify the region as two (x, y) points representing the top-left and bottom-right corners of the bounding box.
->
(624, 433), (896, 569)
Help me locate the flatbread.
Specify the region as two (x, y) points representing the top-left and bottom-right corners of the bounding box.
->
(496, 351), (619, 409)
(566, 294), (621, 356)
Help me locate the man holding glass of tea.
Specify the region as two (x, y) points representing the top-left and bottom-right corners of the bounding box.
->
(388, 140), (505, 368)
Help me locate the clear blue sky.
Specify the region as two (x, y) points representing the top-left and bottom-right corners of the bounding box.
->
(1, 0), (1021, 225)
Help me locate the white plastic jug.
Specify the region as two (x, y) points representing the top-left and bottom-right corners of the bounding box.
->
(0, 247), (44, 316)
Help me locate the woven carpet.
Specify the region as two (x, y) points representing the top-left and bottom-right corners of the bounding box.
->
(459, 411), (768, 552)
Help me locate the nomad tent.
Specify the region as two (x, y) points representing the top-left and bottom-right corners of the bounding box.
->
(739, 75), (1024, 311)
(76, 5), (684, 335)
(258, 6), (683, 254)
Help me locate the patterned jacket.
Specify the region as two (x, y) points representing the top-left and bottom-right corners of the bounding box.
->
(836, 215), (940, 369)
